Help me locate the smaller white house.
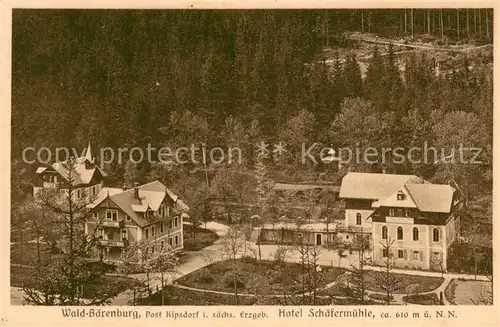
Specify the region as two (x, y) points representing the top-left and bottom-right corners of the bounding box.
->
(340, 172), (462, 272)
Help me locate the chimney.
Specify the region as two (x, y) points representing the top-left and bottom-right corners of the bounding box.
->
(134, 182), (139, 198)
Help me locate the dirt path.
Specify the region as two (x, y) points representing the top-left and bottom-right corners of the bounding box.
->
(347, 34), (492, 53)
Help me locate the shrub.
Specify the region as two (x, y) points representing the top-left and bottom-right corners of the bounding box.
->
(197, 275), (215, 284)
(402, 293), (440, 305)
(225, 278), (245, 289)
(369, 293), (394, 302)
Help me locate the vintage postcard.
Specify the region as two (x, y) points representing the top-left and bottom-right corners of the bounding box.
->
(1, 1), (498, 326)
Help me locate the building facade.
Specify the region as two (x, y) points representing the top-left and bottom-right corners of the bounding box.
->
(33, 143), (107, 200)
(86, 181), (189, 262)
(340, 172), (462, 272)
(31, 143), (189, 263)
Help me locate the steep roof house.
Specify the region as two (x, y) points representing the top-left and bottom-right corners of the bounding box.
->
(33, 143), (108, 199)
(340, 172), (462, 272)
(86, 181), (189, 262)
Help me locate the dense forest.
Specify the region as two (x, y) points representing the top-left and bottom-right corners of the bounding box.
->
(12, 9), (493, 204)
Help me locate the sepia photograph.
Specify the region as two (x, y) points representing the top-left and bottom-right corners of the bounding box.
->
(9, 7), (493, 310)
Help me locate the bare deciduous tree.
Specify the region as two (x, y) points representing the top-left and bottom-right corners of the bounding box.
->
(373, 237), (405, 305)
(349, 232), (372, 302)
(23, 158), (115, 306)
(220, 227), (246, 304)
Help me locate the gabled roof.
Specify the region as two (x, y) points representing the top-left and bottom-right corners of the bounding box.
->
(340, 172), (456, 214)
(36, 143), (108, 186)
(405, 183), (455, 213)
(36, 167), (47, 174)
(377, 185), (418, 209)
(339, 172), (424, 200)
(87, 187), (124, 209)
(88, 180), (190, 227)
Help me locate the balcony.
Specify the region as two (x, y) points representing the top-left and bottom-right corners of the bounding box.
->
(101, 220), (125, 228)
(99, 239), (129, 247)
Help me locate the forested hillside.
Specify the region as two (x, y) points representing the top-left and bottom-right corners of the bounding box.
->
(12, 9), (493, 205)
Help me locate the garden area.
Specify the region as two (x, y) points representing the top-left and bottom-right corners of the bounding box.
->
(318, 270), (443, 296)
(182, 224), (220, 251)
(445, 279), (493, 305)
(138, 285), (340, 305)
(402, 293), (440, 305)
(10, 265), (141, 300)
(175, 257), (347, 295)
(362, 271), (444, 294)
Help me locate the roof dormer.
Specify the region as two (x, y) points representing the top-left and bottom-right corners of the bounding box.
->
(397, 190), (404, 201)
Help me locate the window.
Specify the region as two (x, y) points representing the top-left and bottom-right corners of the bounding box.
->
(382, 249), (388, 258)
(356, 213), (362, 225)
(160, 241), (164, 250)
(160, 223), (164, 233)
(145, 228), (149, 239)
(396, 208), (404, 217)
(151, 226), (155, 237)
(168, 237), (173, 247)
(398, 250), (404, 259)
(121, 229), (127, 241)
(404, 209), (410, 217)
(106, 209), (118, 221)
(433, 228), (440, 242)
(169, 219), (173, 229)
(174, 217), (179, 228)
(158, 205), (163, 217)
(93, 211), (98, 219)
(413, 251), (419, 260)
(151, 246), (155, 254)
(175, 235), (179, 245)
(388, 208), (395, 216)
(92, 186), (96, 196)
(413, 227), (419, 241)
(97, 228), (104, 239)
(126, 215), (131, 221)
(345, 235), (349, 240)
(76, 189), (81, 199)
(382, 226), (388, 239)
(397, 226), (403, 240)
(397, 190), (404, 200)
(60, 189), (65, 195)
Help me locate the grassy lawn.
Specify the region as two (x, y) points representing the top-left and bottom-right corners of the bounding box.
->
(11, 265), (141, 299)
(319, 271), (444, 296)
(364, 271), (444, 294)
(139, 285), (372, 305)
(10, 243), (52, 266)
(176, 257), (346, 295)
(402, 293), (440, 305)
(444, 279), (492, 305)
(182, 224), (219, 251)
